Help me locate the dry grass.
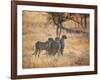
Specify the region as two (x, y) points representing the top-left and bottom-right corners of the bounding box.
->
(22, 11), (89, 68)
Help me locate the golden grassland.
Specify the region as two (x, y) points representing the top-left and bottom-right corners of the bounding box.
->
(22, 11), (89, 68)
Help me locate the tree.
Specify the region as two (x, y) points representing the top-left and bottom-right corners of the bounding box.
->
(48, 12), (65, 37)
(81, 14), (89, 29)
(48, 12), (89, 37)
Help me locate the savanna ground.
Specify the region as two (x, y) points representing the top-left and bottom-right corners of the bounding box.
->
(22, 11), (89, 68)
